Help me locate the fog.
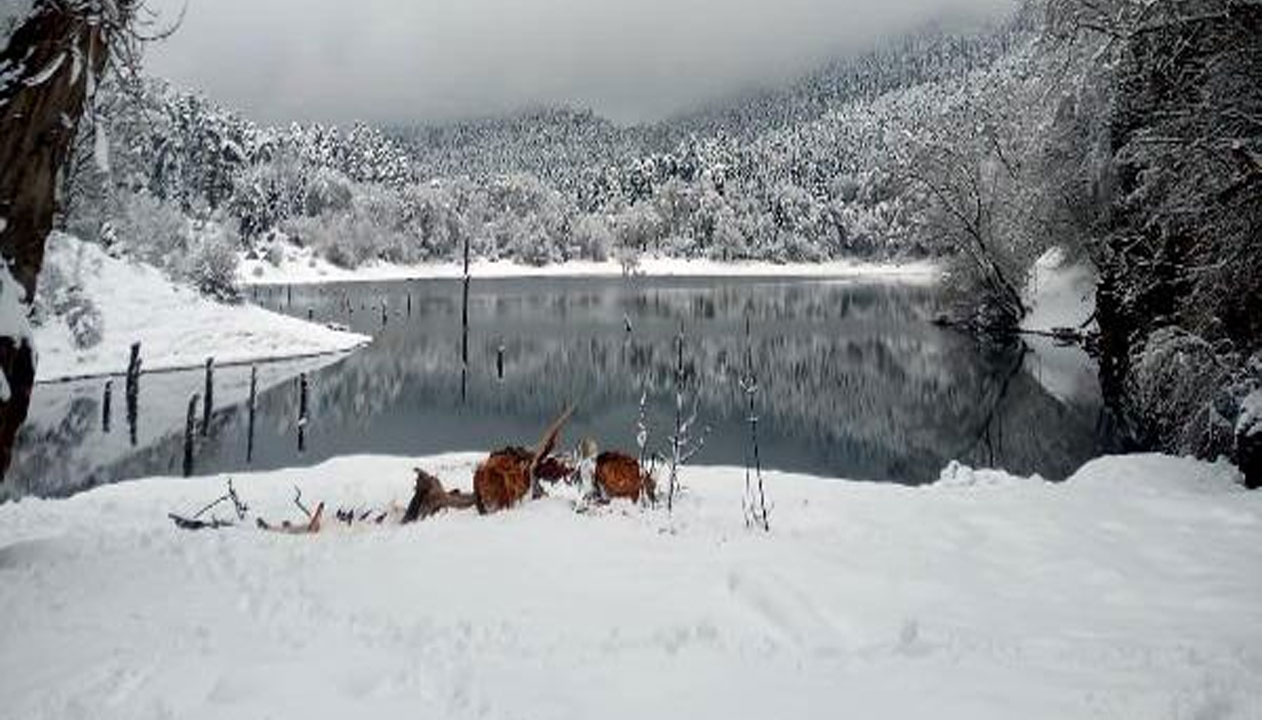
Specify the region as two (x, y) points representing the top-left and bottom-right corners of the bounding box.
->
(142, 0), (1015, 126)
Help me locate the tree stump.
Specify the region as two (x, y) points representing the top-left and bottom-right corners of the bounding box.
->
(594, 451), (655, 502)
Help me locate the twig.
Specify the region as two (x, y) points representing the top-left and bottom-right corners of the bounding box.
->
(292, 485), (312, 518)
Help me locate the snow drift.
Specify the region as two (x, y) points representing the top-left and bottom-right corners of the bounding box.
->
(0, 452), (1259, 719)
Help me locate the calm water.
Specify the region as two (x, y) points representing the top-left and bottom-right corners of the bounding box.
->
(9, 276), (1116, 498)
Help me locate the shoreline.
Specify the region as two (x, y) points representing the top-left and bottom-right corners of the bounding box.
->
(34, 234), (371, 384)
(33, 344), (367, 386)
(238, 253), (943, 286)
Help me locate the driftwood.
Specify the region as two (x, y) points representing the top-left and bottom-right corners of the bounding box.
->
(403, 468), (477, 522)
(474, 405), (575, 514)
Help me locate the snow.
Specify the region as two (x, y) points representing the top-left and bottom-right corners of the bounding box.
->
(33, 233), (369, 382)
(239, 245), (941, 286)
(1022, 247), (1095, 333)
(93, 119), (109, 173)
(0, 259), (33, 401)
(1020, 247), (1101, 407)
(1236, 388), (1260, 438)
(0, 452), (1258, 719)
(0, 0), (34, 44)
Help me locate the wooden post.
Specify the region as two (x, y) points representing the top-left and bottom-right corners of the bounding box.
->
(461, 234), (471, 401)
(202, 357), (213, 436)
(101, 379), (112, 433)
(183, 393), (198, 477)
(406, 292), (412, 316)
(287, 285), (292, 307)
(246, 365), (257, 463)
(297, 372), (309, 453)
(126, 341), (141, 447)
(381, 299), (388, 327)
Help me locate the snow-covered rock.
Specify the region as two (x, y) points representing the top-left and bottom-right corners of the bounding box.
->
(0, 452), (1259, 719)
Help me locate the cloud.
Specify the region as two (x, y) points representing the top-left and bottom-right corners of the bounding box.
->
(142, 0), (1016, 126)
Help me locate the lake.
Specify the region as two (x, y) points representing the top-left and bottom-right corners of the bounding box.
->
(7, 275), (1117, 498)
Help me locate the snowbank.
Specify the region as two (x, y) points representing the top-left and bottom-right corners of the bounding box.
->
(239, 244), (941, 286)
(1020, 247), (1101, 407)
(33, 234), (369, 382)
(1022, 247), (1095, 333)
(0, 452), (1258, 719)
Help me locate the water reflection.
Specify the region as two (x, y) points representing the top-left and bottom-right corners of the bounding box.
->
(9, 276), (1114, 498)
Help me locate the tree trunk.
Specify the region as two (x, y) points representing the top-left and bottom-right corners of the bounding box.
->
(0, 3), (124, 480)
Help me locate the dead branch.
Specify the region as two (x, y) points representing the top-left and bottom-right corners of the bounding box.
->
(403, 468), (476, 523)
(292, 485), (312, 518)
(168, 479), (248, 530)
(168, 513), (233, 530)
(257, 502), (325, 535)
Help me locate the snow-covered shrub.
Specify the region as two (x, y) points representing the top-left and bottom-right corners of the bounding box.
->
(185, 226), (241, 302)
(111, 191), (189, 273)
(570, 215), (613, 262)
(1126, 327), (1233, 459)
(299, 167), (353, 217)
(264, 239), (285, 267)
(31, 238), (104, 349)
(62, 294), (104, 349)
(615, 202), (662, 254)
(617, 247), (640, 276)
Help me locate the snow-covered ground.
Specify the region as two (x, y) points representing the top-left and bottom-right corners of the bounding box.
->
(0, 452), (1258, 719)
(239, 245), (941, 286)
(34, 234), (369, 382)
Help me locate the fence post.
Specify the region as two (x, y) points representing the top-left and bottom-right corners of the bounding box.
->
(297, 372), (309, 453)
(246, 365), (257, 463)
(183, 393), (199, 477)
(101, 379), (112, 433)
(126, 341), (141, 446)
(202, 357), (214, 436)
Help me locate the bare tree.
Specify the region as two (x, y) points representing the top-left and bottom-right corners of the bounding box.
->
(661, 319), (709, 511)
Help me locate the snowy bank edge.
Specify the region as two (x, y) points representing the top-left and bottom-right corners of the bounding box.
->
(32, 342), (368, 385)
(239, 254), (943, 287)
(5, 450), (1248, 515)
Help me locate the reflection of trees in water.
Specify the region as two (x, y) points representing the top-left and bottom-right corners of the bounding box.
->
(258, 279), (1105, 483)
(13, 279), (1109, 496)
(5, 398), (99, 498)
(7, 356), (341, 498)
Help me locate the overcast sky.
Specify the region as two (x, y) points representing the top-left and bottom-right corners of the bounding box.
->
(142, 0), (1015, 127)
